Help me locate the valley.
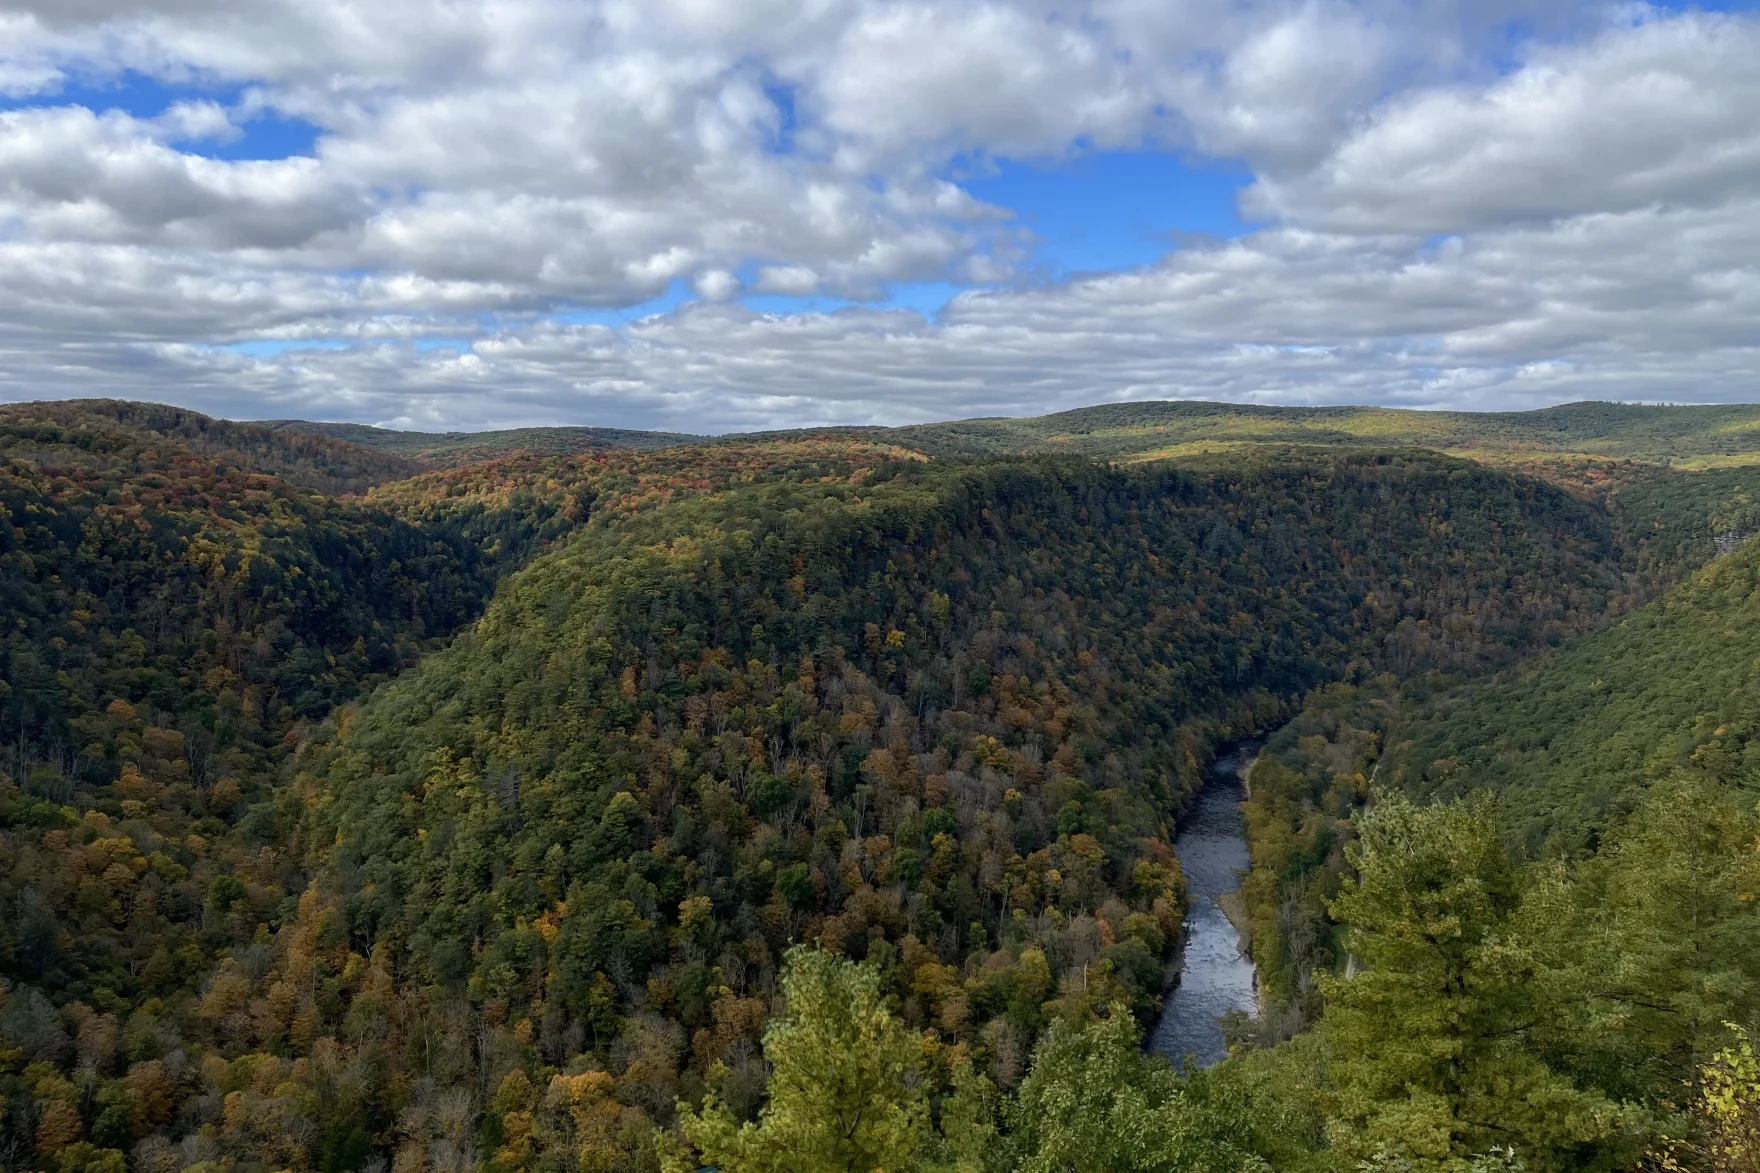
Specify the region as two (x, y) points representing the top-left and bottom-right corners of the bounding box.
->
(2, 397), (1758, 1173)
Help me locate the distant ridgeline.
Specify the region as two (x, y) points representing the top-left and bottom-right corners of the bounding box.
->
(261, 418), (701, 468)
(273, 395), (1760, 468)
(882, 398), (1760, 467)
(2, 397), (1759, 1173)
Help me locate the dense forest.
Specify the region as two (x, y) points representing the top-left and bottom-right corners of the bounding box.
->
(3, 399), (1758, 1173)
(4, 403), (429, 495)
(262, 424), (697, 470)
(1388, 533), (1760, 842)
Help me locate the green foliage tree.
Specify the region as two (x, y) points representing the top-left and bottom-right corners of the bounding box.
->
(1320, 793), (1622, 1171)
(1593, 780), (1760, 1068)
(665, 946), (932, 1173)
(1651, 1026), (1760, 1173)
(1000, 1007), (1280, 1173)
(1532, 777), (1760, 1105)
(661, 952), (1305, 1173)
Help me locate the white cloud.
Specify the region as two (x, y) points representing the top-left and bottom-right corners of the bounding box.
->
(693, 268), (739, 301)
(0, 105), (358, 249)
(753, 265), (820, 296)
(808, 3), (1149, 164)
(0, 1), (1754, 427)
(1250, 10), (1760, 232)
(5, 189), (1756, 432)
(153, 98), (235, 142)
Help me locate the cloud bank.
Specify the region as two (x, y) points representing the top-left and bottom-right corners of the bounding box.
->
(0, 0), (1755, 428)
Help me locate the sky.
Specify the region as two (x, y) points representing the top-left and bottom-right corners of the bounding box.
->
(0, 0), (1758, 432)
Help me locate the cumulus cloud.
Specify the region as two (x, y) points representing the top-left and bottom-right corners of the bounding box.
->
(0, 0), (1754, 427)
(1248, 11), (1760, 232)
(0, 0), (1019, 303)
(5, 189), (1756, 432)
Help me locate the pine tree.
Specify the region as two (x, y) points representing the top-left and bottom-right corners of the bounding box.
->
(664, 947), (932, 1173)
(1320, 793), (1622, 1171)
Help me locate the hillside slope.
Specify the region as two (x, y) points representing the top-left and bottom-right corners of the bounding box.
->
(1231, 521), (1760, 1029)
(1387, 532), (1760, 846)
(0, 407), (521, 1073)
(2, 400), (425, 493)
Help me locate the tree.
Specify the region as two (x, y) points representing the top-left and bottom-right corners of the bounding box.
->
(663, 946), (932, 1173)
(1000, 1007), (1279, 1173)
(1580, 778), (1760, 1091)
(1656, 1025), (1760, 1173)
(1320, 793), (1621, 1171)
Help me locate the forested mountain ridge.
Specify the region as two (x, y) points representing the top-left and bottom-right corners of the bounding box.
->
(2, 399), (1759, 1173)
(33, 394), (1760, 497)
(273, 396), (1760, 473)
(358, 439), (924, 581)
(3, 402), (426, 495)
(264, 421), (701, 467)
(0, 408), (499, 769)
(881, 399), (1760, 468)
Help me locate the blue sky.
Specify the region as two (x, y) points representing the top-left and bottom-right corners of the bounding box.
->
(965, 152), (1253, 275)
(0, 71), (322, 160)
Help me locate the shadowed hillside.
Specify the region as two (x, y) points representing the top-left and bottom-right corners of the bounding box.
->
(1385, 530), (1760, 845)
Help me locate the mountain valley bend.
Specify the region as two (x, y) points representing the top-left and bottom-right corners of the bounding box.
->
(2, 399), (1758, 1173)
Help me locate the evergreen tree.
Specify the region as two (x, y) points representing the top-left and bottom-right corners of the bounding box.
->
(665, 947), (932, 1173)
(1000, 1008), (1275, 1173)
(1546, 777), (1760, 1104)
(1320, 794), (1622, 1171)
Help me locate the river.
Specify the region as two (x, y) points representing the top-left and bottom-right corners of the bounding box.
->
(1148, 742), (1259, 1068)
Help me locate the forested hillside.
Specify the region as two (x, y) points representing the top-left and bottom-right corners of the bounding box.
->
(10, 438), (1648, 1173)
(1221, 536), (1760, 1171)
(1234, 527), (1760, 993)
(1387, 531), (1760, 844)
(266, 422), (699, 467)
(5, 402), (426, 495)
(0, 405), (510, 1110)
(3, 398), (1759, 1173)
(885, 399), (1760, 468)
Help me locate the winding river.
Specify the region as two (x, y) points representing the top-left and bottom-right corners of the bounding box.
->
(1148, 743), (1259, 1068)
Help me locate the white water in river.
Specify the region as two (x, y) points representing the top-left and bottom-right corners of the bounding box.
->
(1148, 745), (1259, 1068)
